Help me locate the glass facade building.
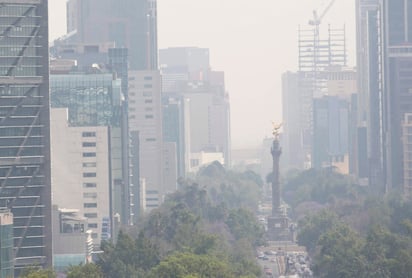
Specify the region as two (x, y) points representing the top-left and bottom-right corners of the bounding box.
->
(50, 73), (128, 240)
(50, 74), (122, 127)
(0, 0), (52, 272)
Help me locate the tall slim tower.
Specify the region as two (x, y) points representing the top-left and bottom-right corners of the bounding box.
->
(0, 0), (52, 272)
(267, 127), (292, 242)
(271, 137), (282, 216)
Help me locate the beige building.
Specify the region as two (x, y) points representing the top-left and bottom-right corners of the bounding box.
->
(190, 152), (225, 173)
(128, 71), (164, 210)
(326, 67), (357, 100)
(51, 108), (111, 246)
(185, 87), (231, 168)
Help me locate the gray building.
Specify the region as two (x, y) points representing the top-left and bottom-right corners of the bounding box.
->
(0, 1), (52, 272)
(356, 0), (383, 187)
(66, 0), (157, 70)
(358, 0), (412, 191)
(162, 96), (190, 178)
(160, 48), (232, 170)
(381, 0), (412, 191)
(313, 96), (350, 172)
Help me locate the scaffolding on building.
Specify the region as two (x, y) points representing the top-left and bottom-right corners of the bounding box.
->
(298, 24), (347, 97)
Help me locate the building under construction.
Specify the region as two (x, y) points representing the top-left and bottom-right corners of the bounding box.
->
(298, 24), (347, 97)
(282, 0), (352, 170)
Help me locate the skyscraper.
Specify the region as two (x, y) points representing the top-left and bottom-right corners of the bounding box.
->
(381, 0), (412, 191)
(356, 0), (383, 189)
(160, 48), (232, 170)
(128, 70), (163, 211)
(357, 0), (412, 192)
(0, 0), (52, 272)
(66, 0), (157, 70)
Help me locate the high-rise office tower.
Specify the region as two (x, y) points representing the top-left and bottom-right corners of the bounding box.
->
(128, 70), (163, 211)
(359, 0), (412, 192)
(65, 0), (161, 215)
(356, 0), (383, 188)
(160, 48), (232, 170)
(313, 96), (350, 172)
(66, 0), (157, 70)
(381, 0), (412, 191)
(0, 0), (52, 272)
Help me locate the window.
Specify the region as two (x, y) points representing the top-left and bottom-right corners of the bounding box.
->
(144, 84), (152, 88)
(83, 152), (96, 157)
(83, 183), (96, 188)
(92, 233), (98, 239)
(84, 203), (97, 208)
(145, 115), (154, 119)
(145, 99), (153, 104)
(83, 192), (97, 198)
(83, 173), (96, 178)
(144, 76), (152, 80)
(88, 223), (98, 229)
(84, 213), (97, 218)
(83, 142), (96, 147)
(82, 132), (96, 137)
(143, 92), (152, 97)
(83, 162), (96, 168)
(146, 138), (156, 142)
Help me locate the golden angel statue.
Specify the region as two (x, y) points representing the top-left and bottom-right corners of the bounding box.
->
(272, 122), (282, 138)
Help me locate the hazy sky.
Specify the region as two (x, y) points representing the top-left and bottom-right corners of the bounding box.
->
(49, 0), (356, 149)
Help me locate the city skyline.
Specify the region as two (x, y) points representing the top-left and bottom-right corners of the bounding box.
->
(49, 0), (356, 148)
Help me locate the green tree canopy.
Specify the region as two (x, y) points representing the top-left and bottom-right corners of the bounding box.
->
(20, 268), (56, 278)
(66, 263), (103, 278)
(148, 252), (234, 278)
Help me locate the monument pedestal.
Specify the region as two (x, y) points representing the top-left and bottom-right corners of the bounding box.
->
(267, 213), (292, 242)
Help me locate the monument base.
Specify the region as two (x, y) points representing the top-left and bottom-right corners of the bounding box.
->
(267, 214), (293, 242)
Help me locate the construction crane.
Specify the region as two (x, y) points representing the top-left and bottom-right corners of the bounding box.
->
(304, 0), (338, 96)
(309, 0), (337, 37)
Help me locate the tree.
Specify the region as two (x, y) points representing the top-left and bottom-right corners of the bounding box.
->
(226, 208), (265, 246)
(66, 264), (103, 278)
(98, 230), (159, 277)
(148, 252), (234, 278)
(313, 224), (367, 278)
(20, 268), (56, 278)
(297, 210), (339, 254)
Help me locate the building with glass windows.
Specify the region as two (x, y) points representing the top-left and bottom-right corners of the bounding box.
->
(50, 73), (126, 246)
(360, 0), (412, 191)
(0, 0), (52, 272)
(66, 0), (157, 70)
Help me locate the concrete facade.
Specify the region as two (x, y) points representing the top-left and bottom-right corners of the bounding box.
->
(51, 108), (111, 246)
(128, 70), (163, 210)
